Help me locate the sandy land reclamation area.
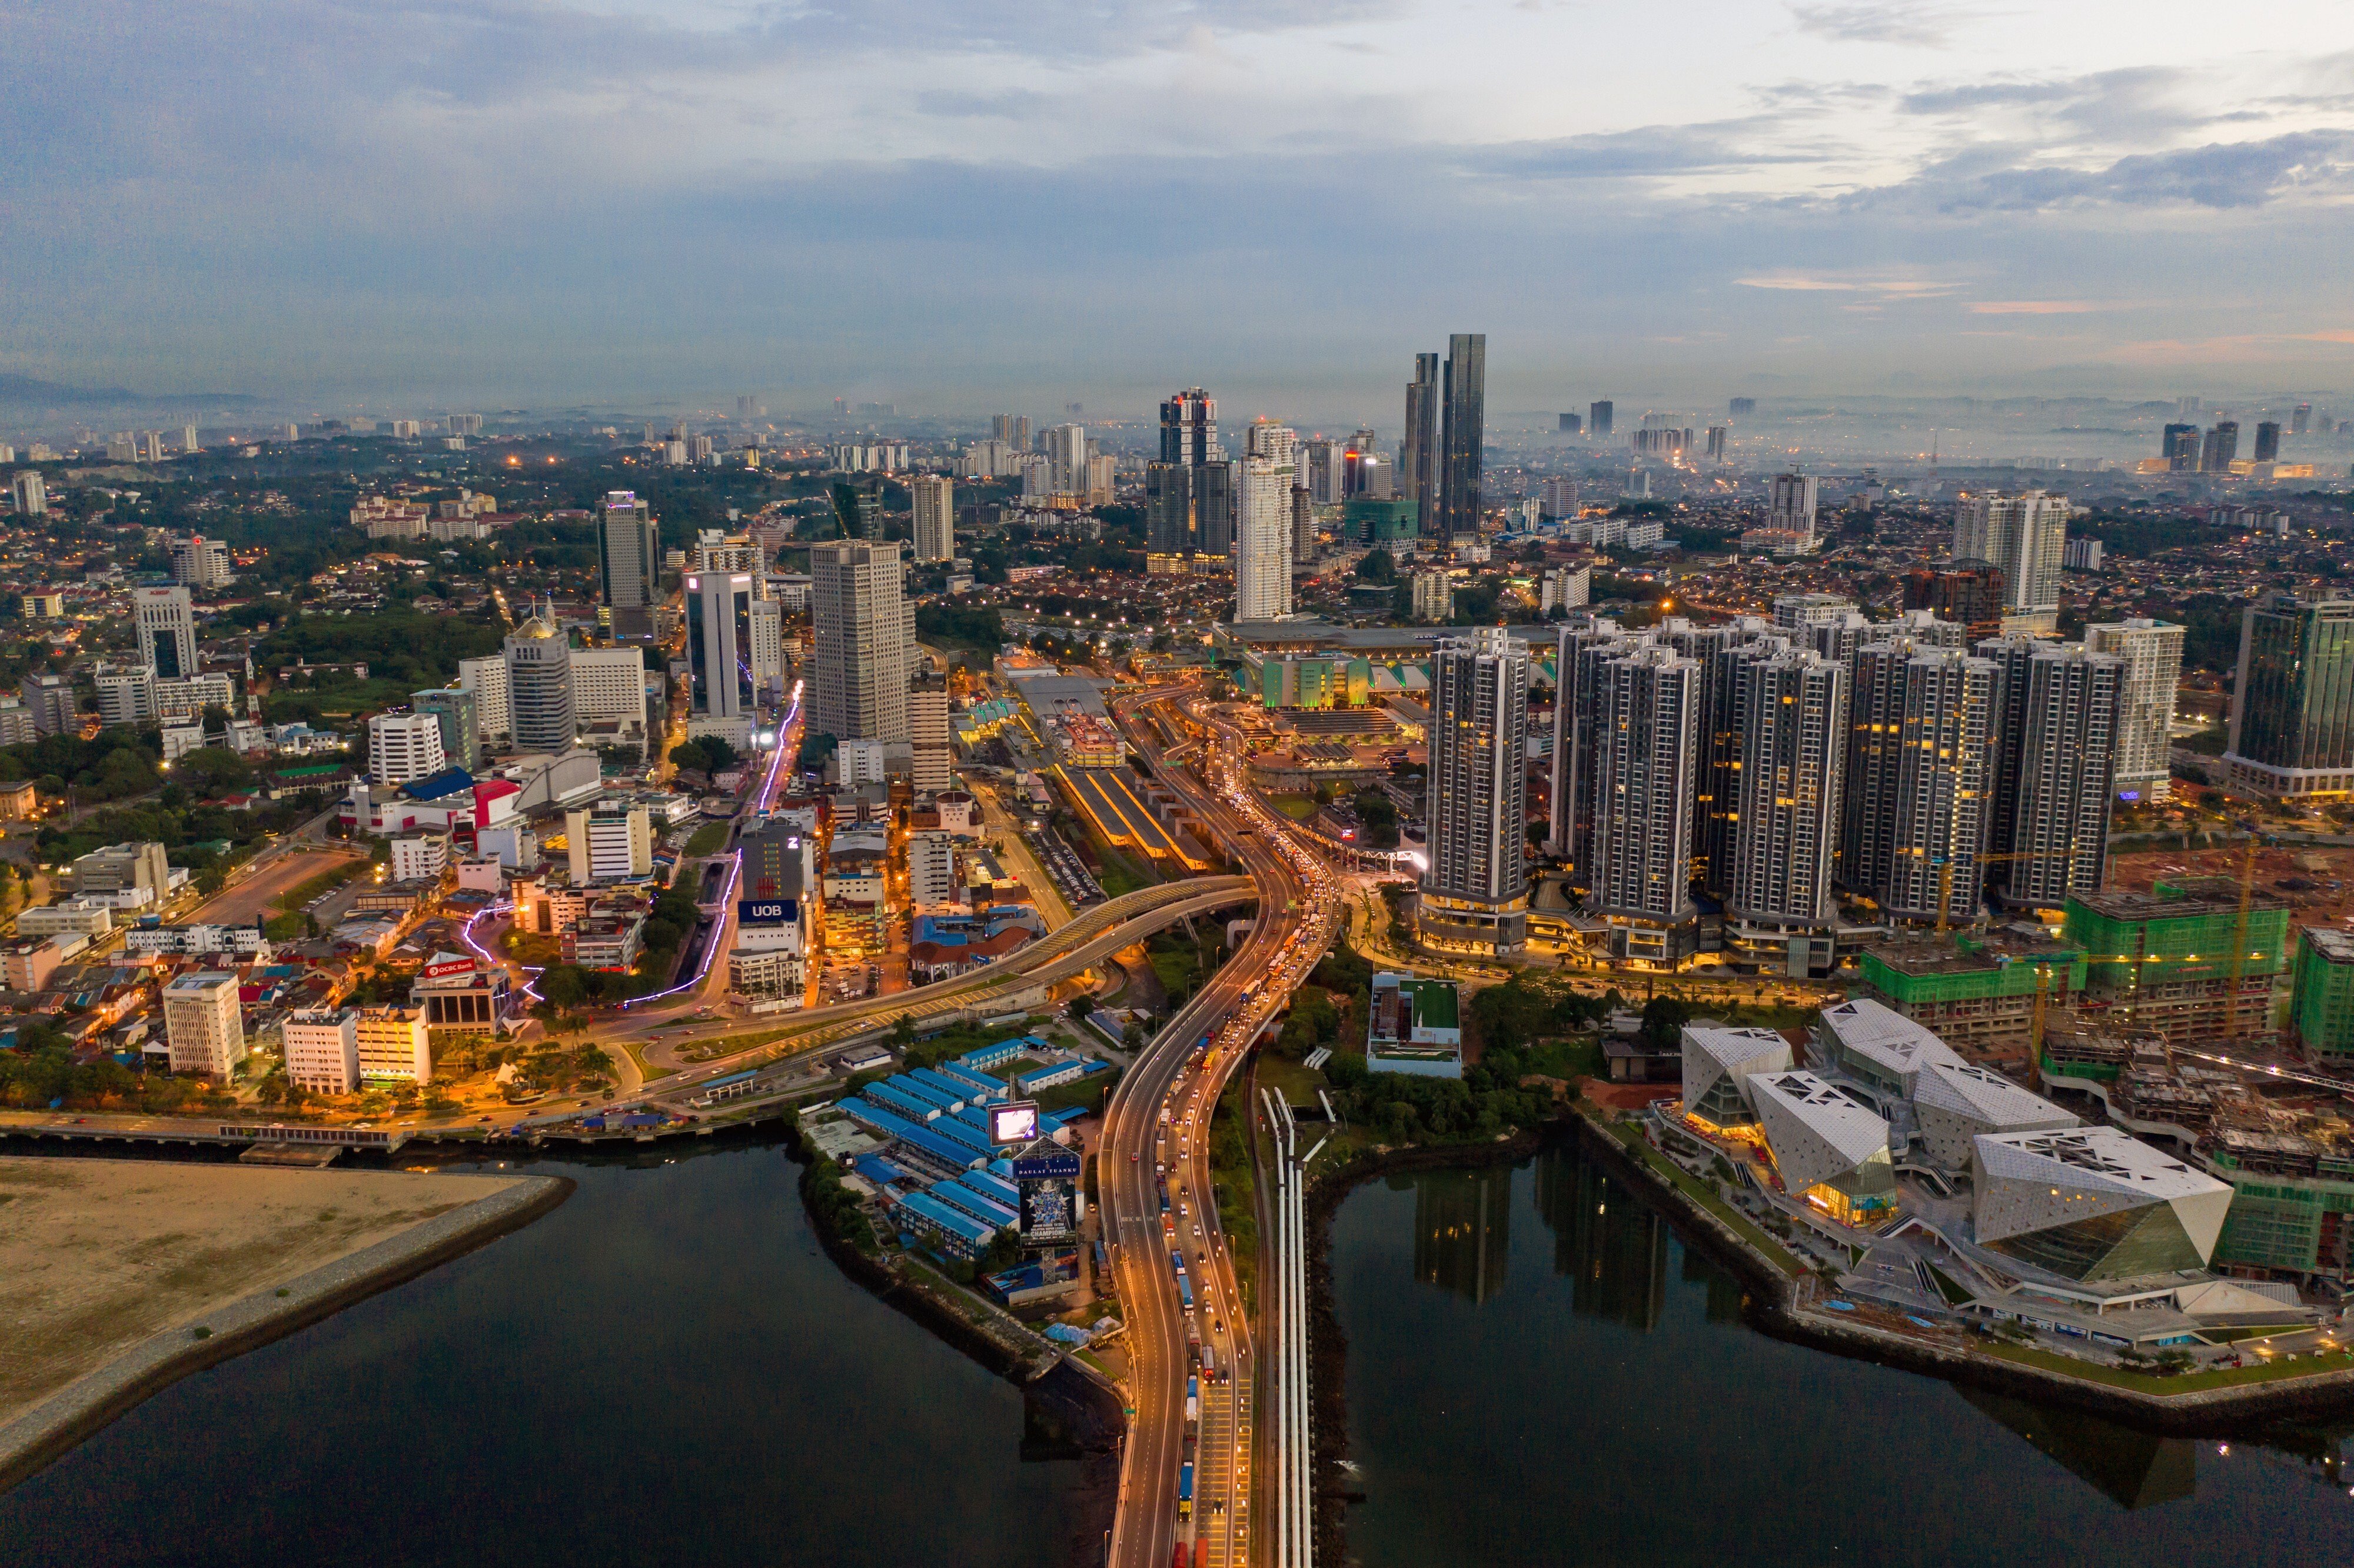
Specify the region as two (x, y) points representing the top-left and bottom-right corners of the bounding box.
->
(0, 1157), (523, 1427)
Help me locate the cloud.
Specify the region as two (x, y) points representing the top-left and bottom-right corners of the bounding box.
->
(914, 89), (1053, 119)
(1917, 129), (2354, 210)
(1787, 2), (1985, 48)
(1967, 301), (2104, 314)
(1461, 122), (1831, 181)
(1736, 271), (1961, 298)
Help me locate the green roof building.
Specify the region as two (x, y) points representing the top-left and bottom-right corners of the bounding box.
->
(1853, 931), (2086, 1061)
(2292, 926), (2354, 1066)
(2062, 878), (2290, 1046)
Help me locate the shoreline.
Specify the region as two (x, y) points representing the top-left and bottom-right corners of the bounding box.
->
(1299, 1106), (2354, 1567)
(0, 1168), (572, 1497)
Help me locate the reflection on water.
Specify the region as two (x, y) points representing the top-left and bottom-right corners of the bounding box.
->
(1335, 1144), (2354, 1568)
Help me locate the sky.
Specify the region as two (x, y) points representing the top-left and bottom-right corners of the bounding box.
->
(4, 0), (2354, 417)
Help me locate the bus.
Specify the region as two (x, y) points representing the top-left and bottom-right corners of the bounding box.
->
(1178, 1462), (1194, 1522)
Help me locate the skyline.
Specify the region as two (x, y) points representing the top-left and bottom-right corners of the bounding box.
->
(1, 3), (2351, 405)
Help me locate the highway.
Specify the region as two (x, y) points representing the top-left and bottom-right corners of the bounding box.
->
(1101, 684), (1345, 1568)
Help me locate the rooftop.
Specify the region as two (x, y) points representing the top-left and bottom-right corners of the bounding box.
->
(1748, 1069), (1893, 1164)
(1817, 997), (1964, 1077)
(1974, 1126), (2227, 1200)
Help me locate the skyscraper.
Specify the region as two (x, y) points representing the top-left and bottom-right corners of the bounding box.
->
(1145, 462), (1192, 554)
(411, 686), (481, 774)
(2162, 423), (2200, 471)
(132, 587), (197, 679)
(1588, 641), (1700, 966)
(458, 655), (510, 743)
(368, 711), (447, 788)
(810, 540), (913, 744)
(748, 596), (786, 703)
(910, 668), (951, 793)
(1767, 472), (1818, 545)
(2225, 594), (2354, 798)
(1727, 645), (1847, 974)
(1588, 400), (1614, 441)
(1439, 334), (1485, 539)
(1193, 460), (1234, 555)
(910, 474), (955, 562)
(1404, 354), (1440, 537)
(1041, 423), (1088, 494)
(598, 490), (660, 610)
(686, 570), (757, 738)
(1690, 620), (1782, 897)
(1233, 454), (1292, 622)
(503, 602), (576, 753)
(1841, 647), (1999, 924)
(11, 471), (46, 517)
(991, 413), (1031, 452)
(2083, 617), (2185, 803)
(1952, 490), (2067, 632)
(2294, 403), (2313, 435)
(1419, 627), (1530, 954)
(2200, 421), (2239, 474)
(2255, 421), (2282, 463)
(171, 535), (231, 588)
(1548, 617), (1627, 867)
(1991, 642), (2123, 907)
(1159, 389), (1216, 466)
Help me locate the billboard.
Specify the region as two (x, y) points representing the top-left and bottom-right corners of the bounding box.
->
(422, 958), (476, 979)
(1012, 1150), (1082, 1181)
(989, 1100), (1040, 1146)
(124, 924), (271, 957)
(738, 899), (796, 925)
(1020, 1177), (1078, 1242)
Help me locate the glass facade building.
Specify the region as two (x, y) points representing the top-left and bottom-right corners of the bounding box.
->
(2226, 594), (2354, 797)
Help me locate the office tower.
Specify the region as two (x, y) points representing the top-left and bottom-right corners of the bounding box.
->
(163, 972), (245, 1081)
(2225, 594), (2354, 798)
(991, 413), (1032, 452)
(133, 586), (197, 679)
(1419, 626), (1530, 953)
(598, 490), (660, 610)
(1290, 485), (1316, 565)
(1193, 460), (1234, 555)
(1727, 647), (1847, 968)
(1304, 438), (1345, 505)
(1404, 354), (1440, 535)
(746, 597), (786, 704)
(1588, 642), (1700, 965)
(1902, 561), (2008, 642)
(1952, 490), (2067, 631)
(171, 535), (231, 588)
(909, 474), (955, 562)
(810, 540), (912, 744)
(1548, 618), (1628, 868)
(1344, 448), (1392, 499)
(2255, 421), (2282, 463)
(911, 669), (951, 793)
(9, 472), (44, 517)
(1842, 645), (1999, 924)
(685, 570), (757, 734)
(1557, 411), (1584, 435)
(458, 654), (510, 743)
(1768, 472), (1818, 544)
(1233, 454), (1292, 622)
(368, 711), (448, 787)
(1439, 334), (1486, 538)
(1990, 643), (2123, 907)
(2200, 421), (2239, 474)
(503, 601), (577, 753)
(1159, 389), (1215, 466)
(2162, 423), (2200, 471)
(566, 800), (653, 884)
(2294, 402), (2313, 435)
(1145, 462), (1192, 554)
(20, 673), (74, 737)
(1705, 426), (1729, 461)
(94, 665), (157, 728)
(1589, 400), (1614, 440)
(412, 687), (481, 774)
(2083, 618), (2185, 804)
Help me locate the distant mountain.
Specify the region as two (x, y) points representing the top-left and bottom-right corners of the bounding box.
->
(0, 373), (255, 407)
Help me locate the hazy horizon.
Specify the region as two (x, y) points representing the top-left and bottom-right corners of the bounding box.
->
(5, 2), (2353, 408)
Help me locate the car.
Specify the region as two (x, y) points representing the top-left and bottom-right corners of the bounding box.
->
(1131, 1151), (1140, 1162)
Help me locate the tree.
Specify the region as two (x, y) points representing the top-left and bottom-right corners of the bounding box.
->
(891, 1013), (916, 1049)
(1640, 994), (1694, 1050)
(1068, 994), (1095, 1022)
(1356, 548), (1396, 583)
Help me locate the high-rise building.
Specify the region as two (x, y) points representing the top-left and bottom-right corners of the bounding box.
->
(94, 664), (156, 728)
(810, 540), (912, 744)
(1193, 460), (1234, 555)
(565, 800), (653, 884)
(1989, 642), (2123, 907)
(11, 471), (46, 517)
(1690, 620), (1782, 897)
(170, 535), (231, 588)
(1588, 400), (1614, 440)
(284, 1008), (361, 1096)
(164, 971), (245, 1081)
(1158, 389), (1215, 467)
(412, 687), (481, 774)
(2200, 421), (2239, 474)
(1245, 419), (1297, 469)
(458, 655), (510, 743)
(2082, 618), (2185, 804)
(910, 474), (955, 562)
(368, 711), (448, 788)
(1304, 438), (1345, 505)
(1145, 462), (1192, 554)
(1772, 592), (1854, 635)
(1409, 570), (1452, 623)
(503, 602), (577, 753)
(1439, 334), (1485, 538)
(1841, 645), (1999, 924)
(1727, 647), (1847, 975)
(991, 412), (1032, 452)
(1290, 485), (1316, 565)
(1404, 353), (1441, 536)
(2225, 594), (2354, 798)
(2162, 423), (2201, 471)
(1548, 617), (1630, 871)
(746, 598), (786, 704)
(132, 586), (197, 679)
(1767, 472), (1818, 544)
(1041, 423), (1088, 494)
(910, 669), (952, 793)
(599, 491), (660, 610)
(1729, 397), (1756, 417)
(2293, 402), (2313, 436)
(1418, 627), (1530, 954)
(1588, 641), (1700, 966)
(1951, 490), (2067, 632)
(685, 570), (757, 738)
(19, 673), (75, 736)
(1705, 426), (1729, 461)
(2255, 421), (2282, 463)
(1902, 561), (2009, 642)
(1233, 454), (1292, 622)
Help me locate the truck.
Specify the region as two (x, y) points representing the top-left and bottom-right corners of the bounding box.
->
(1178, 1462), (1194, 1522)
(1185, 1375), (1199, 1426)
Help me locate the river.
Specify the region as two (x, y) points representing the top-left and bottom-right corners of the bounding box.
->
(1329, 1143), (2354, 1567)
(0, 1140), (1105, 1567)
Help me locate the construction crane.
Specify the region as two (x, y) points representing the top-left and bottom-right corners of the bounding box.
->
(1933, 847), (2084, 938)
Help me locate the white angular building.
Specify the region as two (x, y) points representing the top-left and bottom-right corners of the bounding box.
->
(1971, 1127), (2233, 1282)
(1747, 1068), (1899, 1226)
(1910, 1060), (2079, 1169)
(1679, 1023), (1793, 1131)
(1811, 997), (2076, 1170)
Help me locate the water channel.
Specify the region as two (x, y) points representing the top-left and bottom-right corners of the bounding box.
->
(1330, 1143), (2354, 1567)
(0, 1140), (1105, 1567)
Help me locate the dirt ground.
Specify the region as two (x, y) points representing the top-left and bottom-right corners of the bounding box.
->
(0, 1158), (518, 1423)
(2106, 843), (2354, 939)
(191, 846), (368, 927)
